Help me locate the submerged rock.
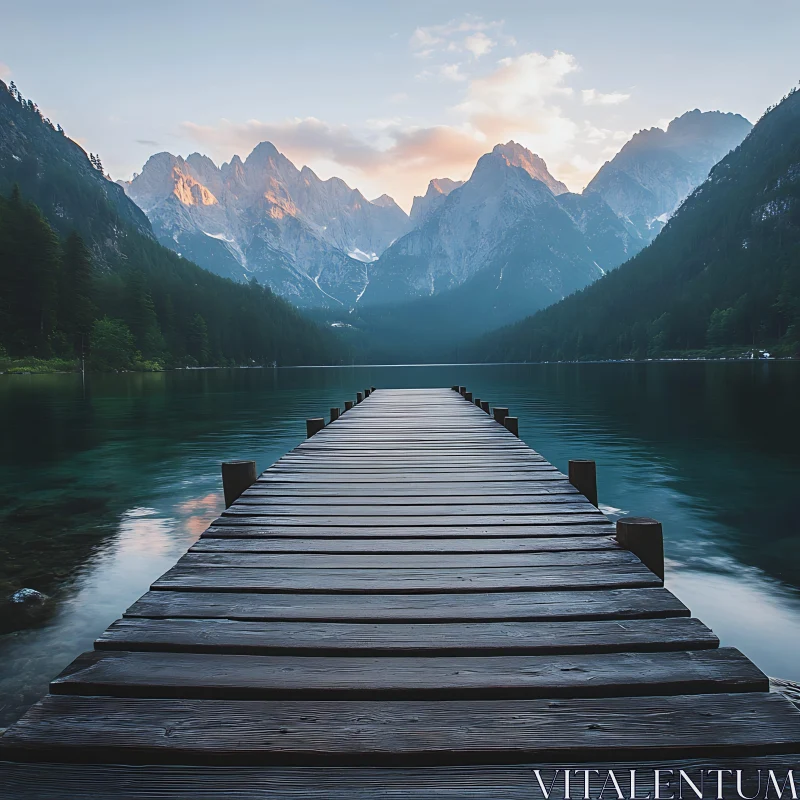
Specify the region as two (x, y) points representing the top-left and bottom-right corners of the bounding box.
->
(1, 588), (53, 633)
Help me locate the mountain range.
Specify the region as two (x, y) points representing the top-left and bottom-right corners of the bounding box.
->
(468, 87), (800, 361)
(122, 145), (409, 308)
(124, 112), (752, 334)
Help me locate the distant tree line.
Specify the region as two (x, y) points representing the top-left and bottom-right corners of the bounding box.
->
(0, 188), (335, 370)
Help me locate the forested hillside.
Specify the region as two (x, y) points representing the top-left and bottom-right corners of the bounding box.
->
(0, 80), (334, 369)
(468, 87), (800, 362)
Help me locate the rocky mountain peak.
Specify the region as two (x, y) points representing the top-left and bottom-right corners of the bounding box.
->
(410, 177), (465, 222)
(584, 109), (752, 241)
(491, 141), (569, 195)
(370, 193), (401, 209)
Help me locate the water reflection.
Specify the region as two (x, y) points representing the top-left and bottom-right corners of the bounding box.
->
(0, 363), (798, 727)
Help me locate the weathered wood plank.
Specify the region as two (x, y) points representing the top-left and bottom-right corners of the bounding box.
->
(256, 472), (566, 484)
(49, 648), (765, 701)
(190, 535), (617, 554)
(229, 501), (595, 516)
(3, 758), (800, 800)
(125, 587), (690, 622)
(4, 693), (797, 766)
(242, 481), (579, 496)
(221, 513), (609, 527)
(151, 563), (661, 593)
(176, 550), (638, 570)
(95, 616), (719, 656)
(203, 523), (617, 538)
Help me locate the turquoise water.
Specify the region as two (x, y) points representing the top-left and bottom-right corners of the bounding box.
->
(1, 363), (799, 727)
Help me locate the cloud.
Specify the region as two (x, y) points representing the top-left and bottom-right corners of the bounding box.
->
(410, 15), (506, 59)
(439, 63), (467, 82)
(388, 92), (409, 104)
(180, 50), (633, 208)
(0, 62), (11, 81)
(464, 32), (496, 58)
(581, 88), (631, 106)
(136, 139), (160, 146)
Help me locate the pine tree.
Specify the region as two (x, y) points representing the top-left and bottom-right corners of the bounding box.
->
(124, 268), (163, 359)
(186, 313), (210, 365)
(59, 231), (96, 356)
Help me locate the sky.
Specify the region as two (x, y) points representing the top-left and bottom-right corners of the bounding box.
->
(1, 0), (798, 210)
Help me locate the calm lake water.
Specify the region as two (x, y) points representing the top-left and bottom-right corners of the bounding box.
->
(1, 363), (799, 727)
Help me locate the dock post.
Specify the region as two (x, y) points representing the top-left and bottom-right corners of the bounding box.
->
(459, 386), (466, 396)
(451, 385), (459, 391)
(371, 386), (376, 392)
(330, 407), (340, 422)
(568, 459), (598, 507)
(221, 460), (257, 509)
(504, 416), (519, 437)
(306, 418), (325, 438)
(616, 517), (665, 581)
(474, 397), (481, 407)
(364, 388), (370, 397)
(464, 391), (473, 402)
(344, 400), (354, 411)
(493, 407), (509, 425)
(356, 391), (364, 403)
(481, 401), (490, 414)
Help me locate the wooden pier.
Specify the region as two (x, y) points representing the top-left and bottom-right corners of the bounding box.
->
(1, 388), (799, 797)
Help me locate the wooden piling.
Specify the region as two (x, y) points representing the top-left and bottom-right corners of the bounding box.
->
(451, 385), (459, 391)
(306, 418), (325, 438)
(344, 400), (353, 411)
(330, 408), (340, 423)
(568, 459), (598, 507)
(616, 517), (665, 581)
(504, 416), (519, 437)
(492, 407), (509, 425)
(364, 389), (370, 398)
(464, 391), (473, 402)
(459, 386), (466, 397)
(481, 400), (490, 413)
(220, 460), (257, 509)
(474, 397), (481, 407)
(356, 392), (364, 404)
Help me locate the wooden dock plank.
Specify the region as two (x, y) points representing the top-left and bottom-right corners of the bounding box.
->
(176, 550), (638, 570)
(202, 523), (617, 538)
(47, 648), (765, 701)
(189, 535), (618, 553)
(95, 617), (718, 656)
(151, 563), (662, 593)
(4, 693), (798, 766)
(124, 587), (691, 622)
(4, 758), (800, 800)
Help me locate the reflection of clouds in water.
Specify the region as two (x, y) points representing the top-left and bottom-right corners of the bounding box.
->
(185, 516), (214, 536)
(175, 493), (222, 515)
(117, 508), (176, 557)
(174, 493), (223, 538)
(669, 567), (800, 680)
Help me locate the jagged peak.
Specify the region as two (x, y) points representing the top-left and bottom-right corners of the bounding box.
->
(425, 178), (464, 198)
(488, 141), (569, 195)
(186, 152), (219, 171)
(245, 141), (281, 161)
(371, 193), (400, 208)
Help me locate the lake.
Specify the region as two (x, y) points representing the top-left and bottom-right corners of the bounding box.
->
(1, 362), (799, 728)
